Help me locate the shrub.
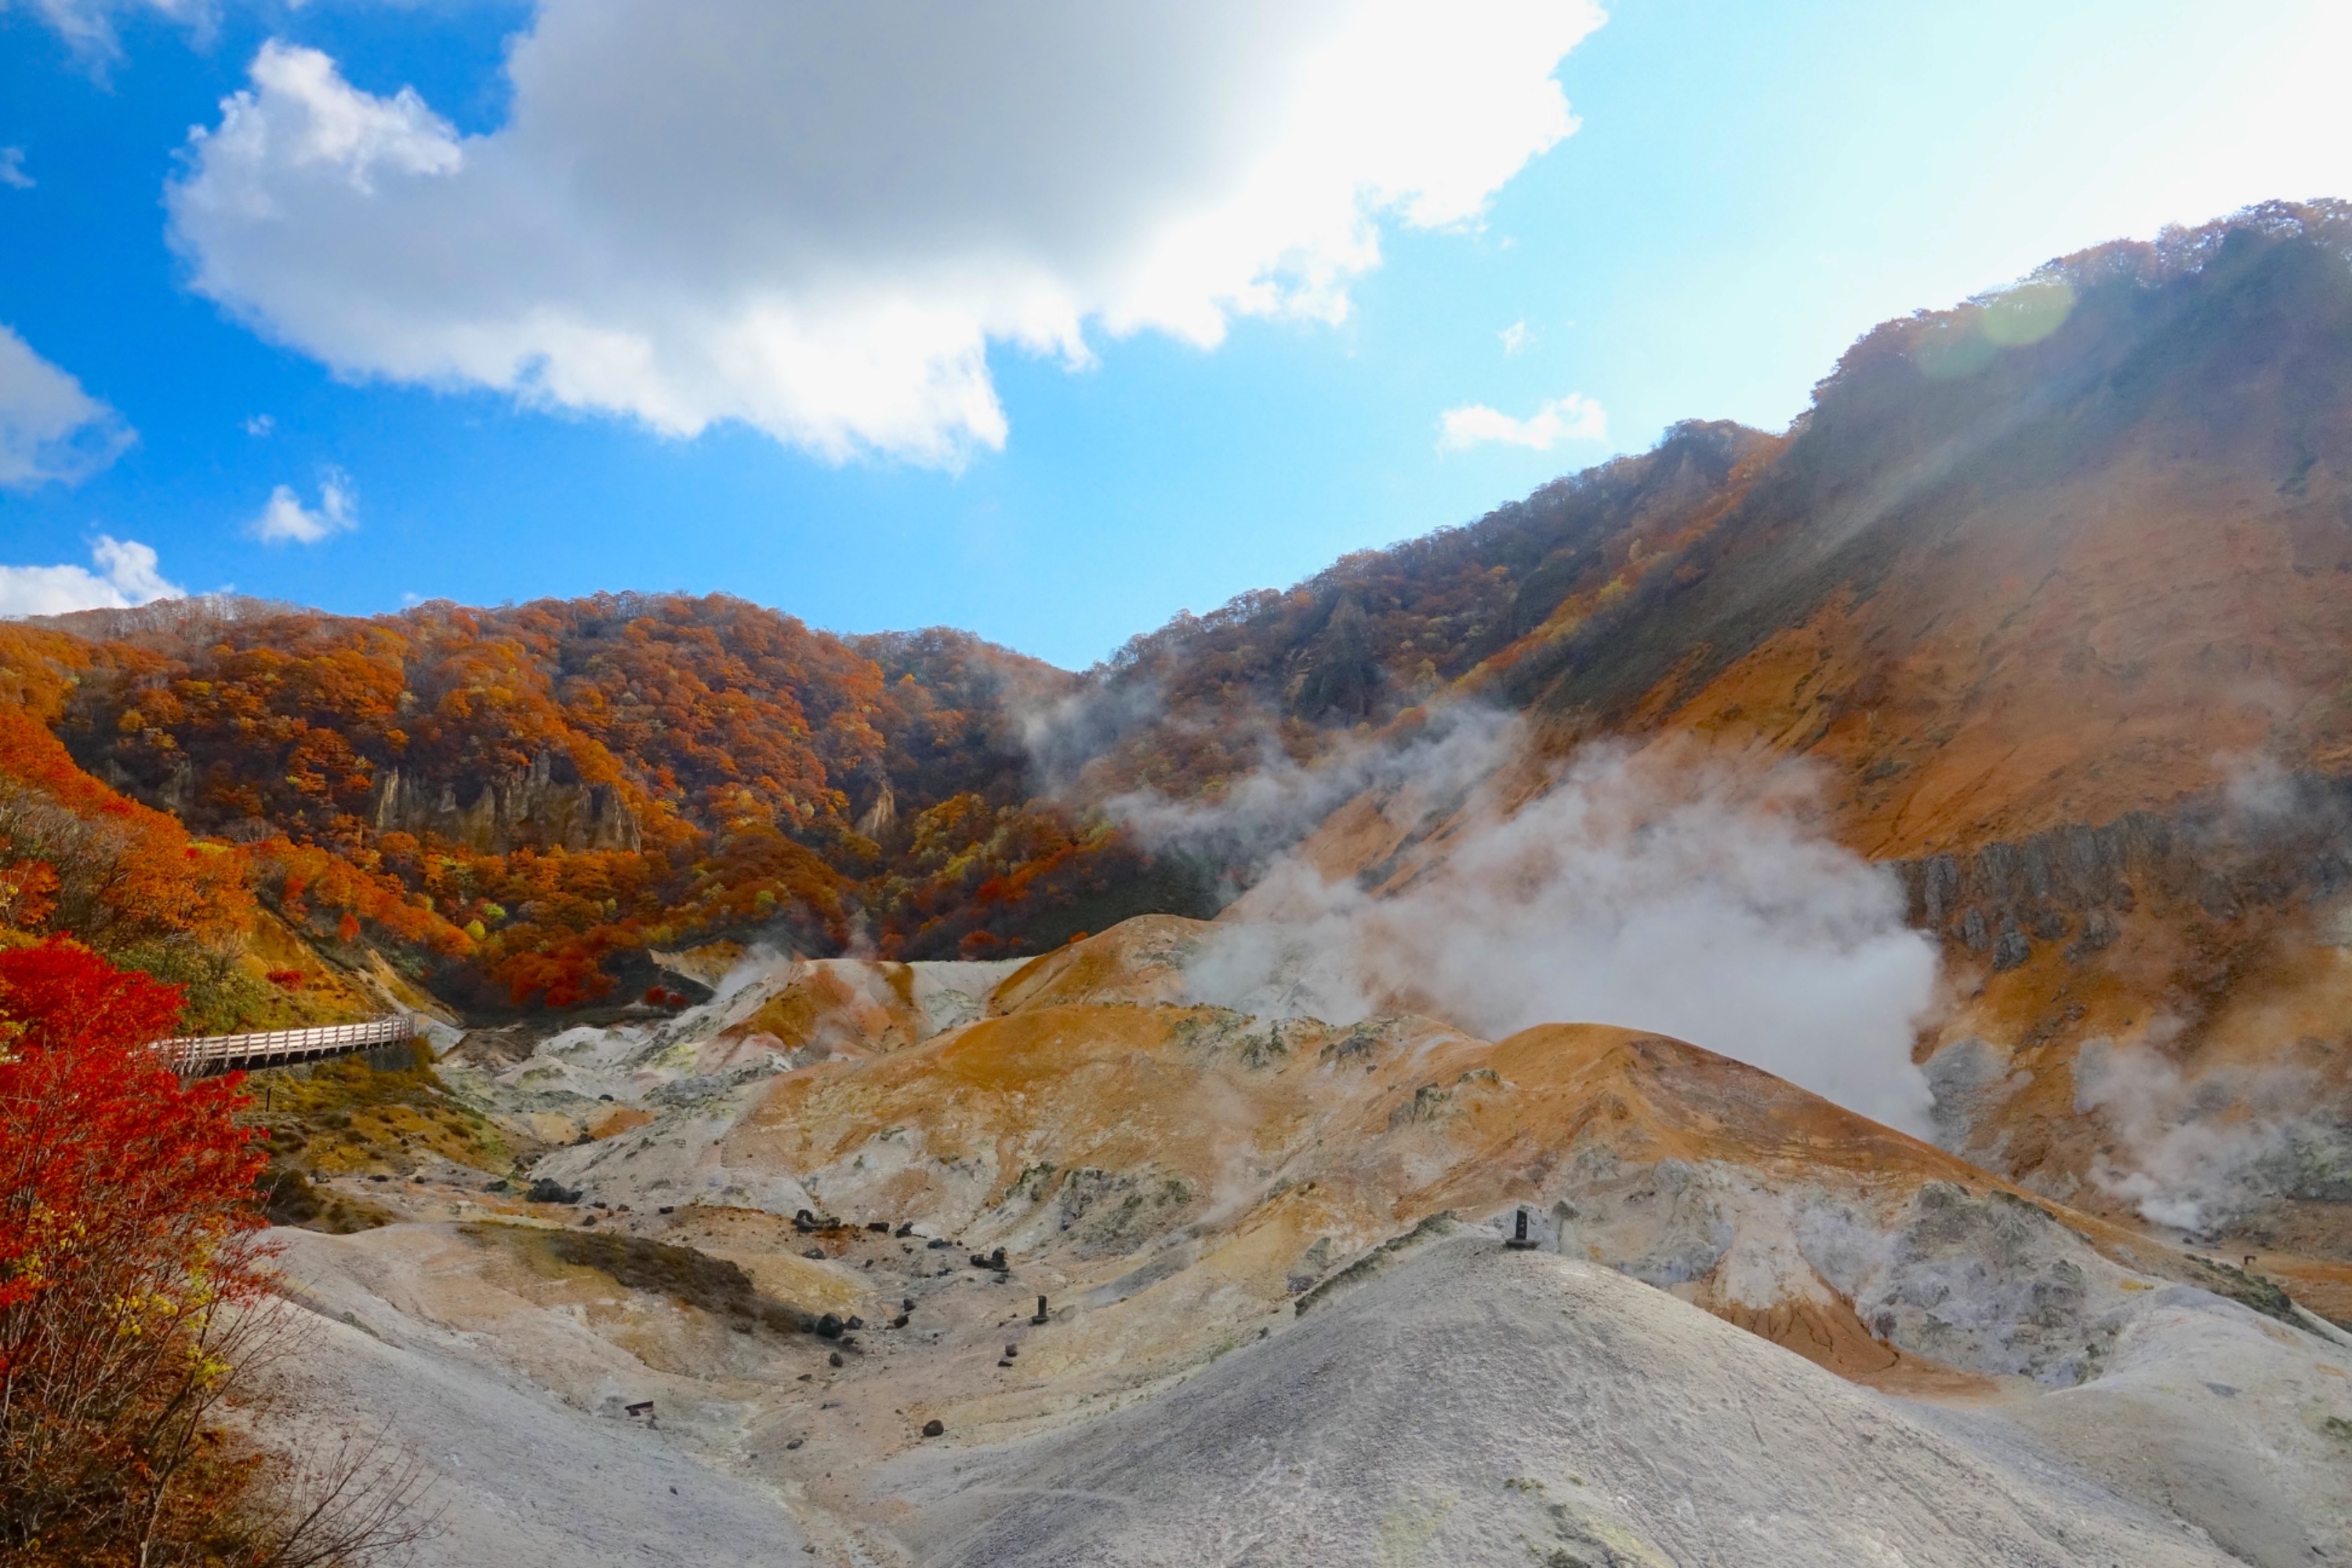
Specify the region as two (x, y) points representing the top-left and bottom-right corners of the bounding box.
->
(0, 938), (423, 1564)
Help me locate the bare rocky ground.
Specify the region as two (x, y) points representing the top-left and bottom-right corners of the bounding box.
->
(270, 922), (2352, 1566)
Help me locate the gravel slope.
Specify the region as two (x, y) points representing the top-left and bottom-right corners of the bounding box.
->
(877, 1234), (2241, 1568)
(266, 1253), (817, 1568)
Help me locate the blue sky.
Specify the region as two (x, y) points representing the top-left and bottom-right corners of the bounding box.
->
(2, 1), (2347, 668)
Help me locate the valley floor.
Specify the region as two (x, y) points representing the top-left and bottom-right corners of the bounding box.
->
(254, 923), (2352, 1566)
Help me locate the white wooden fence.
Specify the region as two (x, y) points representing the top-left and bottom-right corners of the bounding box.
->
(158, 1014), (419, 1076)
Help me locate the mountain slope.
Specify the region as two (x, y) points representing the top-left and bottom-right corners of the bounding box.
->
(9, 204), (2352, 1262)
(1129, 201), (2352, 1255)
(275, 924), (2352, 1566)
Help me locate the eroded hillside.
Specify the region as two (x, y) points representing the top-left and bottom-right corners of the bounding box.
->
(270, 922), (2352, 1566)
(1085, 201), (2352, 1261)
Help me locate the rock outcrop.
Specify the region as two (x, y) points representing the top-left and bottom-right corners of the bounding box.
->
(370, 750), (641, 853)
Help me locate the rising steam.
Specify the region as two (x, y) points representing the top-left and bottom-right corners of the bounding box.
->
(1117, 713), (1943, 1134)
(2076, 1029), (2351, 1234)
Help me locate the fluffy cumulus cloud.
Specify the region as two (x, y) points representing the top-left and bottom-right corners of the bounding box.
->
(249, 468), (356, 544)
(0, 148), (31, 191)
(0, 324), (132, 487)
(167, 2), (1602, 465)
(0, 535), (183, 617)
(1437, 390), (1606, 452)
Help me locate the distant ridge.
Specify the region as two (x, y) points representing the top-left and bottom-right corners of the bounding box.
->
(23, 592), (308, 644)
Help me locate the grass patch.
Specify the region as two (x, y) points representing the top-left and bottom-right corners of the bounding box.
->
(243, 1042), (514, 1232)
(2183, 1255), (2303, 1328)
(246, 1041), (511, 1181)
(461, 1222), (815, 1335)
(259, 1167), (399, 1234)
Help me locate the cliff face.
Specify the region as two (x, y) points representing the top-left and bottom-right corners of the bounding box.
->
(369, 753), (641, 855)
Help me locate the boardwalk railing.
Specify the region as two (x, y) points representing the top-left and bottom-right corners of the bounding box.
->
(158, 1014), (420, 1077)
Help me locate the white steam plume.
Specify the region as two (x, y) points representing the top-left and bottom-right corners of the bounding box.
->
(1109, 706), (1514, 874)
(2075, 1029), (2348, 1234)
(1123, 715), (1943, 1134)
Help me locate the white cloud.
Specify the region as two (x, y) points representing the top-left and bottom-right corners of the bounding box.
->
(0, 149), (31, 191)
(22, 0), (208, 60)
(0, 535), (184, 617)
(168, 5), (1603, 466)
(242, 413), (274, 436)
(0, 323), (132, 487)
(1436, 390), (1606, 452)
(1499, 318), (1532, 355)
(249, 468), (356, 543)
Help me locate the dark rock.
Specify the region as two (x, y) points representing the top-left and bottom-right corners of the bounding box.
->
(845, 1316), (865, 1330)
(1992, 913), (2031, 971)
(828, 1351), (843, 1367)
(528, 1178), (583, 1204)
(922, 1419), (944, 1437)
(802, 1248), (826, 1261)
(815, 1314), (844, 1339)
(1961, 907), (1990, 952)
(866, 1221), (891, 1232)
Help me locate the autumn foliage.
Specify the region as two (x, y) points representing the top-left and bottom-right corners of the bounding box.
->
(5, 596), (1207, 1008)
(0, 938), (268, 1563)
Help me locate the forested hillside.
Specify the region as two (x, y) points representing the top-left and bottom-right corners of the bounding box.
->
(11, 200), (2352, 1050)
(0, 596), (1222, 1016)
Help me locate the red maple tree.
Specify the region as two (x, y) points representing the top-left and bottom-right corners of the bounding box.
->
(0, 937), (270, 1562)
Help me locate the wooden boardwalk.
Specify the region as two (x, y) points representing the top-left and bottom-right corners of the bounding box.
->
(159, 1014), (421, 1076)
